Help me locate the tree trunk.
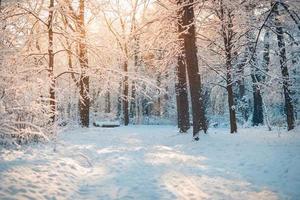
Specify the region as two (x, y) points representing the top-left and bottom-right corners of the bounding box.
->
(245, 4), (264, 127)
(236, 56), (249, 123)
(179, 0), (207, 139)
(251, 75), (264, 126)
(117, 81), (122, 118)
(175, 9), (190, 133)
(262, 29), (270, 74)
(130, 37), (139, 119)
(48, 0), (55, 123)
(250, 55), (264, 126)
(176, 53), (190, 132)
(123, 61), (129, 125)
(156, 73), (161, 116)
(78, 0), (90, 127)
(105, 90), (111, 113)
(219, 0), (237, 133)
(274, 3), (295, 131)
(226, 54), (237, 133)
(130, 81), (136, 118)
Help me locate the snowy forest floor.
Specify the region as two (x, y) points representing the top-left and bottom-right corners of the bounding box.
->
(0, 126), (300, 200)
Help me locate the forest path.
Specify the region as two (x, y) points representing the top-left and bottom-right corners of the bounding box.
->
(0, 125), (300, 199)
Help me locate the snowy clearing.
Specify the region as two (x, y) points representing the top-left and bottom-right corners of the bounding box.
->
(0, 126), (300, 200)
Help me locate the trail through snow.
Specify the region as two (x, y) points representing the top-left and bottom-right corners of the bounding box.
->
(0, 126), (300, 200)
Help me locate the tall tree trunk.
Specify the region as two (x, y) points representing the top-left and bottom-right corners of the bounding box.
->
(179, 0), (207, 139)
(156, 73), (161, 116)
(262, 29), (270, 74)
(48, 0), (55, 123)
(251, 75), (264, 126)
(163, 72), (169, 117)
(291, 45), (298, 120)
(260, 29), (272, 131)
(130, 81), (136, 118)
(225, 52), (237, 133)
(219, 0), (237, 133)
(176, 53), (190, 132)
(130, 37), (139, 119)
(123, 61), (129, 125)
(245, 4), (264, 126)
(250, 54), (264, 126)
(175, 8), (190, 133)
(78, 0), (90, 127)
(236, 56), (249, 122)
(117, 81), (122, 118)
(274, 3), (295, 131)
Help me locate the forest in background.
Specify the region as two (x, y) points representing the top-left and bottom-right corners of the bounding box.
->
(0, 0), (299, 145)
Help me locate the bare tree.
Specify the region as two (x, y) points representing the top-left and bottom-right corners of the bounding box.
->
(176, 2), (190, 133)
(178, 0), (207, 139)
(78, 0), (90, 127)
(273, 2), (295, 131)
(217, 0), (237, 133)
(48, 0), (56, 123)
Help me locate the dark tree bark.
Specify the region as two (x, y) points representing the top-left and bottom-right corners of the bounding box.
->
(175, 9), (190, 133)
(274, 3), (295, 131)
(78, 0), (90, 127)
(48, 0), (56, 123)
(130, 37), (139, 118)
(262, 29), (272, 131)
(130, 81), (136, 118)
(262, 29), (270, 74)
(291, 41), (298, 120)
(117, 81), (122, 118)
(219, 0), (237, 133)
(105, 90), (111, 113)
(245, 4), (264, 126)
(179, 0), (207, 139)
(156, 73), (161, 116)
(249, 49), (264, 126)
(225, 53), (237, 133)
(251, 74), (264, 126)
(123, 61), (129, 125)
(176, 53), (190, 132)
(236, 56), (249, 122)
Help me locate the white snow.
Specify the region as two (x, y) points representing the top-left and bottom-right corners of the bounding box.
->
(0, 126), (300, 199)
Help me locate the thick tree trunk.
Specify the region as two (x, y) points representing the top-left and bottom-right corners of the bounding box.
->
(48, 0), (55, 123)
(175, 9), (190, 133)
(274, 3), (295, 131)
(179, 0), (207, 139)
(176, 53), (190, 132)
(123, 61), (129, 126)
(78, 0), (90, 127)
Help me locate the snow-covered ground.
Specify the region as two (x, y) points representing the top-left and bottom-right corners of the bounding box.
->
(0, 126), (300, 200)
